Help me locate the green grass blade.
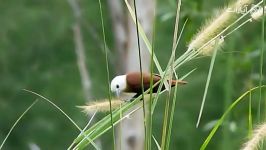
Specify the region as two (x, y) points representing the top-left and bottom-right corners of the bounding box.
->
(125, 0), (171, 91)
(67, 110), (97, 150)
(259, 0), (265, 121)
(196, 40), (219, 128)
(222, 46), (234, 149)
(23, 89), (82, 131)
(152, 18), (188, 114)
(193, 1), (263, 54)
(260, 0), (266, 120)
(165, 71), (179, 150)
(98, 0), (116, 149)
(73, 84), (160, 149)
(132, 0), (147, 147)
(161, 93), (170, 150)
(158, 68), (196, 102)
(23, 89), (99, 149)
(174, 1), (263, 71)
(161, 2), (182, 147)
(124, 0), (163, 75)
(248, 91), (253, 138)
(148, 1), (157, 149)
(200, 85), (266, 150)
(0, 100), (38, 150)
(180, 68), (197, 80)
(75, 105), (143, 149)
(153, 135), (162, 150)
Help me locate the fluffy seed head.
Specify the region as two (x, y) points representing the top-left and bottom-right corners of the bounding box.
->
(188, 0), (253, 55)
(78, 99), (124, 113)
(251, 6), (266, 20)
(242, 123), (266, 150)
(200, 36), (225, 55)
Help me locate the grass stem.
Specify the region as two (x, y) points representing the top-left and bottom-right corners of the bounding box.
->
(0, 100), (38, 150)
(98, 0), (116, 149)
(132, 0), (147, 148)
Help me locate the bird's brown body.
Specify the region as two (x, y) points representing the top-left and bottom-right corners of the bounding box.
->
(110, 72), (187, 100)
(125, 72), (187, 95)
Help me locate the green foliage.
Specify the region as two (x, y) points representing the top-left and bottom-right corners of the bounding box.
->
(0, 0), (265, 149)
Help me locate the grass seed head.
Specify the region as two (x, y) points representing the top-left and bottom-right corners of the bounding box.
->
(78, 99), (124, 114)
(251, 6), (266, 20)
(188, 0), (253, 55)
(242, 123), (266, 150)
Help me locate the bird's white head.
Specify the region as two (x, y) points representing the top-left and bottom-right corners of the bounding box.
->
(110, 75), (127, 97)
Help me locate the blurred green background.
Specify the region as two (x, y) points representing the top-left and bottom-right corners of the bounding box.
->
(0, 0), (265, 149)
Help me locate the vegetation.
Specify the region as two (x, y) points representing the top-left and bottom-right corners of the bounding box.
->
(0, 0), (265, 149)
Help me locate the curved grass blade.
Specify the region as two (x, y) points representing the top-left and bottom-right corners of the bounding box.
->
(160, 1), (182, 148)
(67, 110), (97, 150)
(124, 0), (163, 75)
(22, 89), (99, 149)
(200, 85), (266, 150)
(165, 71), (179, 150)
(98, 0), (116, 148)
(196, 40), (219, 128)
(132, 0), (147, 147)
(173, 1), (264, 70)
(248, 91), (253, 138)
(148, 1), (157, 149)
(73, 83), (160, 149)
(0, 100), (38, 149)
(153, 135), (162, 150)
(124, 0), (171, 92)
(151, 20), (189, 113)
(259, 0), (265, 122)
(23, 89), (82, 131)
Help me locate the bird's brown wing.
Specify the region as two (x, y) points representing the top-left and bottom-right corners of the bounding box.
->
(126, 72), (161, 93)
(126, 72), (187, 94)
(153, 73), (187, 86)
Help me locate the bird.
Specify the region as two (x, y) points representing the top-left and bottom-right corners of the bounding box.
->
(110, 72), (187, 100)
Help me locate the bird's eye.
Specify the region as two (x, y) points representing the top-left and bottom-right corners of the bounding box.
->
(116, 85), (119, 88)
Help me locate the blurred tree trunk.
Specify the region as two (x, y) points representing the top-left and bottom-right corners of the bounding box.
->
(108, 0), (154, 149)
(67, 0), (102, 149)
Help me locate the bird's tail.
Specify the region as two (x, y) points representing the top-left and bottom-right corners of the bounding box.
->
(172, 80), (188, 85)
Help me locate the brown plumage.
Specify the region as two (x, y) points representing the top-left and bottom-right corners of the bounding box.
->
(110, 72), (187, 100)
(125, 72), (187, 97)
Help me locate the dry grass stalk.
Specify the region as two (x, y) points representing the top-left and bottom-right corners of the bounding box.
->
(78, 99), (124, 114)
(242, 123), (266, 150)
(78, 94), (155, 114)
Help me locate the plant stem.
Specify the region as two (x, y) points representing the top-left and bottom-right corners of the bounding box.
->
(98, 0), (116, 149)
(148, 0), (157, 149)
(222, 45), (234, 149)
(132, 0), (147, 148)
(257, 0), (265, 123)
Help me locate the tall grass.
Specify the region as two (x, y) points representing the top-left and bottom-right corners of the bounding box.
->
(97, 0), (116, 149)
(201, 86), (266, 150)
(72, 0), (265, 149)
(0, 100), (38, 149)
(132, 0), (147, 148)
(258, 1), (265, 148)
(161, 1), (181, 149)
(22, 89), (100, 149)
(222, 41), (234, 149)
(147, 0), (157, 149)
(248, 91), (253, 138)
(196, 40), (219, 127)
(2, 0), (265, 149)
